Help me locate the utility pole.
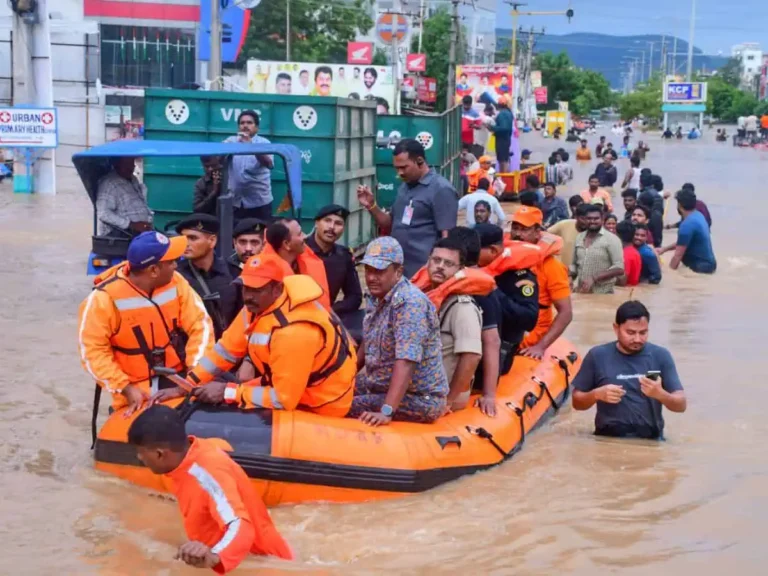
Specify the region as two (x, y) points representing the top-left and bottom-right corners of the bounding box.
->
(392, 0), (401, 114)
(446, 0), (460, 110)
(417, 0), (425, 54)
(209, 0), (222, 89)
(286, 0), (291, 61)
(520, 26), (543, 124)
(660, 35), (667, 80)
(505, 1), (574, 66)
(648, 41), (654, 81)
(686, 0), (696, 80)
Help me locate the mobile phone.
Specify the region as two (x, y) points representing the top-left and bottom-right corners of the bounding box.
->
(646, 370), (661, 381)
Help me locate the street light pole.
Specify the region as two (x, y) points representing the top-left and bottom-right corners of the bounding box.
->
(209, 0), (222, 89)
(686, 0), (696, 80)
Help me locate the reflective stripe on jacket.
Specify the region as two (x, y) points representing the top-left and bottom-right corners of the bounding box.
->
(189, 275), (356, 417)
(166, 437), (293, 573)
(77, 263), (214, 407)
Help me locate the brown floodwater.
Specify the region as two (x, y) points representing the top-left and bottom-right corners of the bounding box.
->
(2, 127), (767, 575)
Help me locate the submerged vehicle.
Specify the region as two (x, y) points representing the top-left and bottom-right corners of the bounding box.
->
(94, 340), (581, 506)
(73, 139), (304, 274)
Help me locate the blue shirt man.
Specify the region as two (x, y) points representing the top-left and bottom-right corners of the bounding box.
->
(572, 301), (686, 439)
(658, 189), (716, 274)
(632, 225), (662, 284)
(224, 110), (274, 221)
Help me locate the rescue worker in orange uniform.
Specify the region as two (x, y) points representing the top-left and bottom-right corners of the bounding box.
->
(166, 253), (356, 417)
(262, 218), (332, 310)
(78, 231), (214, 418)
(128, 405), (292, 573)
(510, 207), (574, 359)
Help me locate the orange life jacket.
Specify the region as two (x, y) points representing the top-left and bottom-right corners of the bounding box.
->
(245, 276), (355, 416)
(483, 240), (543, 277)
(467, 167), (489, 192)
(262, 244), (332, 310)
(502, 232), (563, 272)
(411, 266), (496, 310)
(92, 263), (187, 386)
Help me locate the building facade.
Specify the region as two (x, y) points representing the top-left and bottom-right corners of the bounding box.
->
(731, 42), (763, 91)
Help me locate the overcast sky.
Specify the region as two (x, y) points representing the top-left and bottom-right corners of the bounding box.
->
(495, 0), (768, 55)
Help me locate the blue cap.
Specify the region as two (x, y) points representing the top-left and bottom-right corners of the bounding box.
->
(127, 231), (187, 270)
(361, 236), (404, 270)
(521, 149), (532, 157)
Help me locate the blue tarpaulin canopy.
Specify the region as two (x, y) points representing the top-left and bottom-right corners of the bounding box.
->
(72, 139), (303, 211)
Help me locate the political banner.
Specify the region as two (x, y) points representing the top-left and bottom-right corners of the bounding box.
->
(664, 82), (707, 103)
(246, 60), (398, 111)
(455, 64), (513, 106)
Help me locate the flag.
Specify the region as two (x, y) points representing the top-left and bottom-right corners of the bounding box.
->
(156, 31), (160, 62)
(165, 31), (170, 63)
(142, 29), (147, 60)
(119, 27), (125, 62)
(132, 28), (137, 58)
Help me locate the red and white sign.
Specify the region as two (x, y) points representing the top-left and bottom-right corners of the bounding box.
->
(406, 53), (426, 73)
(347, 42), (373, 65)
(417, 76), (437, 103)
(534, 87), (548, 104)
(0, 106), (59, 148)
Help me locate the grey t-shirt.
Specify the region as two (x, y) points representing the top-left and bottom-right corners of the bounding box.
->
(391, 169), (458, 278)
(572, 342), (683, 438)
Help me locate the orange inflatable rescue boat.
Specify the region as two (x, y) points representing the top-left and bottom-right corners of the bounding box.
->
(94, 341), (581, 506)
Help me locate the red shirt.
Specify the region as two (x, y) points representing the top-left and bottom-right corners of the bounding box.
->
(623, 245), (642, 286)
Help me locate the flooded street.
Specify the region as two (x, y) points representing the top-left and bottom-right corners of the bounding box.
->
(2, 128), (767, 575)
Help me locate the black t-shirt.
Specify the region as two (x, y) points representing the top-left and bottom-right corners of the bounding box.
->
(473, 293), (501, 331)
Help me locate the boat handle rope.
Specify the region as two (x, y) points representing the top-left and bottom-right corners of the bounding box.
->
(465, 426), (507, 458)
(531, 376), (560, 411)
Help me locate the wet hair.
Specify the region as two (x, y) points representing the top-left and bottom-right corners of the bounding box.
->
(630, 155), (640, 168)
(526, 174), (540, 188)
(462, 95), (473, 106)
(682, 182), (695, 193)
(315, 66), (333, 80)
(652, 175), (664, 192)
(634, 223), (649, 232)
(432, 236), (467, 267)
(615, 219), (636, 244)
(475, 200), (491, 212)
(128, 405), (188, 451)
(266, 219), (296, 251)
(392, 138), (426, 162)
(519, 191), (539, 207)
(447, 226), (481, 266)
(615, 300), (650, 325)
(583, 204), (603, 216)
(622, 188), (638, 199)
(575, 203), (591, 217)
(676, 188), (697, 211)
(633, 205), (651, 219)
(569, 195), (584, 210)
(639, 171), (654, 188)
(477, 177), (491, 191)
(237, 109), (260, 126)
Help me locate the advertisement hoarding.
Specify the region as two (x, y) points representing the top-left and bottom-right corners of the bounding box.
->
(534, 87), (548, 104)
(406, 53), (426, 72)
(246, 61), (398, 111)
(664, 82), (708, 103)
(347, 42), (373, 65)
(198, 0), (251, 63)
(455, 64), (513, 106)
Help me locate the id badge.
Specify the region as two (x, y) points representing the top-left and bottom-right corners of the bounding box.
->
(401, 202), (414, 226)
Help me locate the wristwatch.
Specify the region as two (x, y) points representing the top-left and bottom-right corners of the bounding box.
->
(381, 404), (394, 417)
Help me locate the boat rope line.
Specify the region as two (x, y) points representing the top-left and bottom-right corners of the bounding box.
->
(465, 426), (507, 458)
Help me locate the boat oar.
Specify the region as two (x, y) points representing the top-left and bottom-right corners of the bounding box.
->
(153, 366), (196, 393)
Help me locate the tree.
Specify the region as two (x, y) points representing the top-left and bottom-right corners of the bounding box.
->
(618, 80), (662, 122)
(413, 8), (466, 111)
(718, 57), (742, 87)
(238, 0), (374, 64)
(532, 51), (613, 114)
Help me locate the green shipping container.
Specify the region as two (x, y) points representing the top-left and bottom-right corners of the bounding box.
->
(142, 89), (377, 248)
(374, 106), (462, 209)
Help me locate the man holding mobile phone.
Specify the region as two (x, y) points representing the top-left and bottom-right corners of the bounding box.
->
(571, 300), (687, 439)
